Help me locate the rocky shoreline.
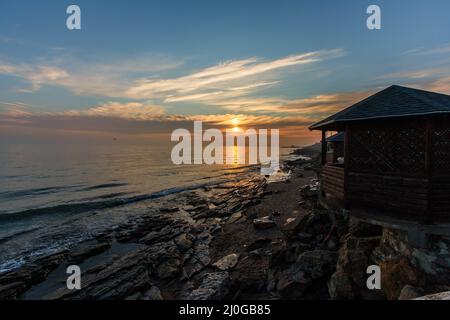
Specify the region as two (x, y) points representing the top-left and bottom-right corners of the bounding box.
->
(1, 147), (449, 300)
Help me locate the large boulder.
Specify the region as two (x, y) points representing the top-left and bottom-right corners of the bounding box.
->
(268, 249), (337, 299)
(328, 235), (383, 300)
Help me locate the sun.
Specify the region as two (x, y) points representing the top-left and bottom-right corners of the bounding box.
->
(231, 118), (240, 126)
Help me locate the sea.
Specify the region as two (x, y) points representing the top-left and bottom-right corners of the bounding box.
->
(0, 139), (302, 273)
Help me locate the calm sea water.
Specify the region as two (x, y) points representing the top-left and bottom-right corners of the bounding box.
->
(0, 140), (297, 272)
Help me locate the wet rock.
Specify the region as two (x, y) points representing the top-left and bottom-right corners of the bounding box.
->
(212, 254), (239, 271)
(68, 241), (111, 264)
(187, 272), (231, 300)
(0, 282), (27, 300)
(253, 216), (276, 230)
(398, 285), (424, 300)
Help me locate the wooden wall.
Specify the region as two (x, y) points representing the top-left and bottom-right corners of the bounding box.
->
(322, 165), (345, 200)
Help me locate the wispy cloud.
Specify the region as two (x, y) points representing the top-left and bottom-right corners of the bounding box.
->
(0, 55), (183, 96)
(126, 49), (344, 100)
(0, 49), (344, 105)
(404, 43), (450, 56)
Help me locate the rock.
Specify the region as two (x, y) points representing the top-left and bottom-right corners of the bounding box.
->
(68, 241), (111, 264)
(227, 212), (243, 224)
(329, 235), (384, 300)
(349, 219), (382, 237)
(415, 291), (450, 300)
(300, 185), (318, 198)
(160, 206), (179, 213)
(142, 286), (163, 300)
(378, 257), (423, 300)
(212, 254), (239, 271)
(157, 258), (181, 279)
(175, 233), (193, 252)
(246, 238), (272, 252)
(280, 209), (310, 237)
(398, 285), (424, 300)
(269, 249), (337, 299)
(253, 216), (276, 230)
(187, 272), (231, 300)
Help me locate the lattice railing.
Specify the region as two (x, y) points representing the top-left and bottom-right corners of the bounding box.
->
(349, 121), (427, 175)
(433, 119), (450, 175)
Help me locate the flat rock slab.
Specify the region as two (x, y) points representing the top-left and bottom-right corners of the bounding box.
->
(212, 253), (240, 271)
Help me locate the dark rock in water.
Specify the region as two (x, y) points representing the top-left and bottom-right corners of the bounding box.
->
(0, 282), (27, 300)
(253, 216), (276, 230)
(187, 272), (231, 300)
(68, 241), (111, 264)
(0, 251), (68, 299)
(398, 285), (424, 300)
(212, 253), (239, 271)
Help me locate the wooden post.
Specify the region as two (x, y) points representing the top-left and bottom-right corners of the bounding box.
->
(425, 118), (433, 224)
(344, 125), (350, 209)
(321, 130), (327, 165)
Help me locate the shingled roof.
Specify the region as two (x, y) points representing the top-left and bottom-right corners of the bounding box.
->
(309, 85), (450, 130)
(326, 132), (345, 142)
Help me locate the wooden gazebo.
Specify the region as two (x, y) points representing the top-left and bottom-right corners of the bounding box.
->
(310, 85), (450, 224)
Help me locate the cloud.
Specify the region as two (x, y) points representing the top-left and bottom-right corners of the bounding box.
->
(404, 43), (450, 56)
(63, 102), (166, 120)
(0, 55), (183, 96)
(126, 49), (344, 100)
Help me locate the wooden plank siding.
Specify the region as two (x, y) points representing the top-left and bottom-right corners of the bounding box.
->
(346, 172), (428, 219)
(321, 165), (345, 200)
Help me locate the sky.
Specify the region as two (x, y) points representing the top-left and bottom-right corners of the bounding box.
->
(0, 0), (449, 145)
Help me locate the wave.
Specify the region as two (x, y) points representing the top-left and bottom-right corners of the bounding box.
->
(0, 185), (79, 200)
(77, 182), (129, 192)
(0, 181), (216, 223)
